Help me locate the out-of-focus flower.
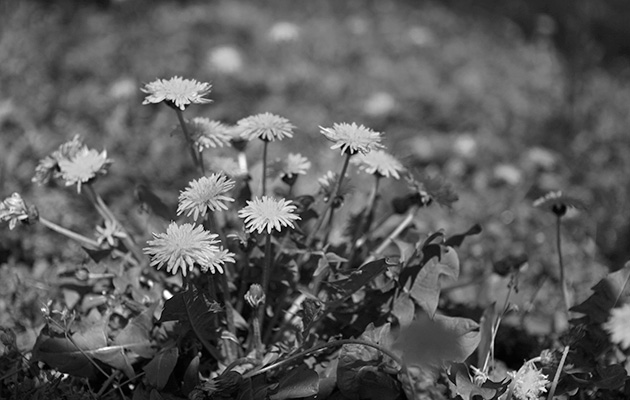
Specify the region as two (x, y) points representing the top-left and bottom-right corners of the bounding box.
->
(95, 219), (128, 248)
(320, 122), (384, 156)
(603, 303), (630, 349)
(352, 149), (405, 179)
(533, 191), (586, 217)
(245, 284), (266, 308)
(141, 76), (212, 110)
(281, 153), (311, 184)
(144, 222), (226, 276)
(33, 135), (85, 185)
(207, 46), (243, 74)
(178, 174), (236, 221)
(58, 147), (111, 194)
(362, 92), (396, 117)
(0, 193), (30, 230)
(238, 196), (300, 234)
(238, 113), (295, 142)
(268, 21), (300, 42)
(318, 171), (353, 207)
(188, 118), (232, 151)
(507, 361), (549, 400)
(208, 156), (248, 178)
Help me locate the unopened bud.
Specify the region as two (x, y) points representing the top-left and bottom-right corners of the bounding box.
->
(245, 284), (266, 308)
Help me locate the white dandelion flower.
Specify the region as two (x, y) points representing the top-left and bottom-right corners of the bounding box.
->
(143, 222), (223, 277)
(178, 174), (236, 221)
(603, 303), (630, 349)
(188, 118), (232, 151)
(351, 149), (405, 179)
(141, 76), (212, 110)
(508, 361), (549, 400)
(320, 122), (384, 155)
(238, 112), (295, 142)
(0, 193), (30, 230)
(58, 147), (111, 193)
(238, 196), (300, 234)
(282, 153), (311, 178)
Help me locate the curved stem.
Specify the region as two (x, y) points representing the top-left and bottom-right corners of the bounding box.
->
(305, 152), (352, 248)
(262, 140), (269, 196)
(363, 206), (418, 265)
(556, 215), (569, 312)
(174, 108), (204, 174)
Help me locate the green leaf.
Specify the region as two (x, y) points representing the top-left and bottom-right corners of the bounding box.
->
(113, 304), (156, 358)
(392, 293), (415, 327)
(444, 224), (482, 248)
(182, 354), (200, 396)
(409, 246), (459, 317)
(143, 346), (178, 390)
(570, 262), (630, 323)
(269, 365), (319, 400)
(393, 314), (480, 366)
(325, 258), (393, 308)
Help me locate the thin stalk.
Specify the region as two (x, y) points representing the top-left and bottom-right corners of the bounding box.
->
(39, 217), (101, 248)
(261, 140), (269, 196)
(242, 338), (416, 400)
(305, 152), (352, 248)
(363, 206), (418, 265)
(217, 273), (238, 362)
(84, 184), (144, 263)
(258, 233), (274, 343)
(556, 215), (570, 312)
(174, 108), (204, 174)
(547, 345), (570, 400)
(252, 305), (263, 361)
(348, 175), (380, 262)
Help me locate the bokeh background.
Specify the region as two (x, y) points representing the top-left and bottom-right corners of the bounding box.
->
(2, 0), (630, 332)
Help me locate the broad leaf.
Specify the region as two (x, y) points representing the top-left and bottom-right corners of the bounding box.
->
(393, 314), (480, 366)
(143, 346), (178, 390)
(392, 293), (415, 327)
(269, 365), (319, 400)
(571, 262), (630, 323)
(444, 224), (482, 248)
(409, 246), (459, 317)
(325, 258), (393, 308)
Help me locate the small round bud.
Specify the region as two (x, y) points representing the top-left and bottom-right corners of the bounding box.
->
(245, 284), (266, 308)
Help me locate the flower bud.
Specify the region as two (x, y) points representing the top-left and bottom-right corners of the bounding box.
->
(245, 284), (266, 308)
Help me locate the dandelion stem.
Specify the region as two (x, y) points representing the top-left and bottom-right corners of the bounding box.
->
(363, 206), (418, 265)
(556, 215), (570, 312)
(252, 306), (263, 360)
(305, 152), (352, 248)
(262, 233), (273, 298)
(39, 217), (100, 248)
(174, 108), (204, 174)
(84, 184), (144, 264)
(262, 140), (269, 196)
(349, 175), (380, 263)
(547, 345), (570, 400)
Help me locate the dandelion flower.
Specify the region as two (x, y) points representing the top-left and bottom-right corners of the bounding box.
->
(508, 361), (549, 400)
(0, 193), (30, 230)
(352, 149), (405, 179)
(282, 153), (311, 178)
(144, 222), (223, 277)
(238, 112), (295, 142)
(178, 174), (236, 221)
(32, 135), (86, 185)
(95, 219), (128, 248)
(320, 122), (384, 155)
(188, 118), (232, 151)
(200, 247), (235, 274)
(58, 147), (111, 193)
(533, 191), (586, 217)
(141, 76), (212, 111)
(603, 303), (630, 349)
(238, 196), (300, 234)
(208, 156), (248, 178)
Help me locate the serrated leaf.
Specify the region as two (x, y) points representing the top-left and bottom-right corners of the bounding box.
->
(410, 246), (459, 317)
(143, 346), (178, 390)
(269, 365), (319, 400)
(393, 314), (480, 366)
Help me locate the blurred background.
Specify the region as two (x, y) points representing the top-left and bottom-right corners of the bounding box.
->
(2, 0), (630, 323)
